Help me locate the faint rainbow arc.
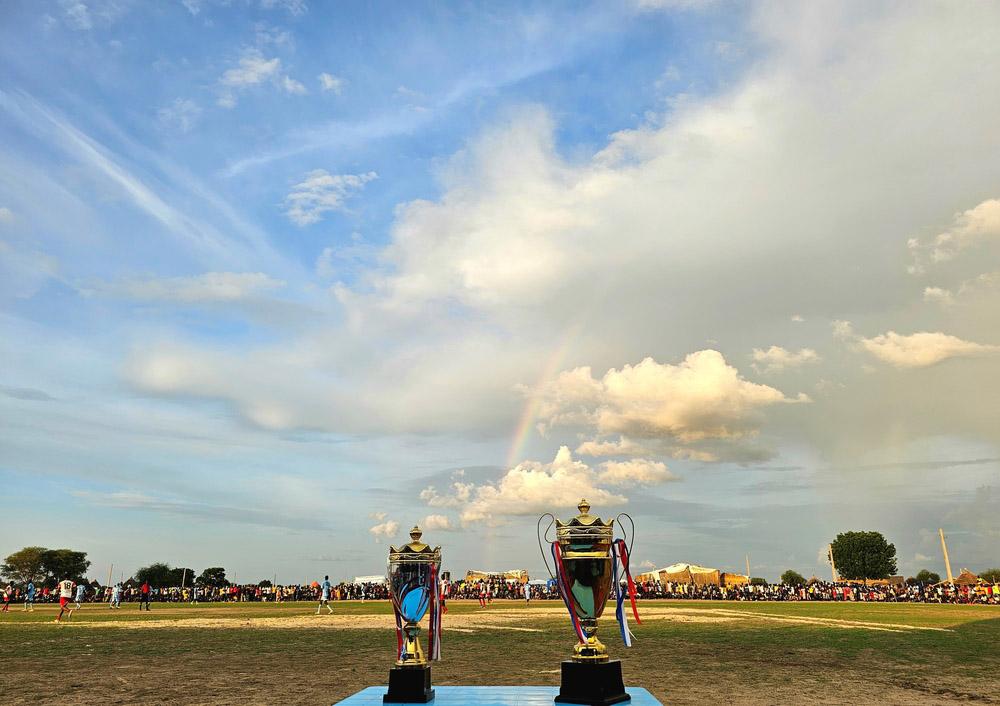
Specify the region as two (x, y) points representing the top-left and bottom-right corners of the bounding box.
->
(504, 324), (583, 469)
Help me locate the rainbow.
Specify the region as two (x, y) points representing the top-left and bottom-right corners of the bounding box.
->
(504, 323), (583, 469)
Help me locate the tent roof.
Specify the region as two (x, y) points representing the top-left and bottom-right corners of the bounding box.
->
(660, 563), (719, 574)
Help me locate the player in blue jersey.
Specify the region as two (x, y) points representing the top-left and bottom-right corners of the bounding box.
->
(316, 575), (334, 615)
(74, 582), (86, 610)
(23, 581), (35, 612)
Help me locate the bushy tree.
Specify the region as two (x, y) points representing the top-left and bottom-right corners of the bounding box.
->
(1, 546), (47, 585)
(135, 563), (174, 587)
(781, 570), (806, 586)
(40, 549), (90, 587)
(980, 568), (1000, 583)
(168, 567), (196, 586)
(914, 569), (941, 584)
(197, 567), (228, 587)
(830, 531), (896, 581)
(750, 577), (768, 586)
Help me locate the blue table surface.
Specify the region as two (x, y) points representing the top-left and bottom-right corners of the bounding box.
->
(338, 686), (662, 705)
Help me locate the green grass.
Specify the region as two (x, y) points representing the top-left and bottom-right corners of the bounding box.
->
(2, 600), (998, 704)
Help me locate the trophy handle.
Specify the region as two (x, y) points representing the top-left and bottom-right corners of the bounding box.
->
(536, 513), (557, 579)
(616, 512), (635, 557)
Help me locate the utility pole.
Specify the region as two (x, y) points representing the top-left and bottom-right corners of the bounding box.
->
(745, 554), (751, 580)
(828, 544), (838, 582)
(107, 563), (113, 588)
(939, 528), (954, 584)
(181, 568), (187, 590)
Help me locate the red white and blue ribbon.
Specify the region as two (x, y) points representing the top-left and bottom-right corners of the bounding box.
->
(427, 563), (442, 661)
(612, 538), (641, 647)
(551, 541), (587, 643)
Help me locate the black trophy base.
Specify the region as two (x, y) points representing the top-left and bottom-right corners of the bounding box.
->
(384, 664), (434, 703)
(554, 659), (631, 706)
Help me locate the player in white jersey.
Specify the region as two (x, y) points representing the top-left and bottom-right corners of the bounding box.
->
(56, 578), (75, 622)
(74, 583), (86, 609)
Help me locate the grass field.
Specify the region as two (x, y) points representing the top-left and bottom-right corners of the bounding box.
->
(2, 599), (998, 704)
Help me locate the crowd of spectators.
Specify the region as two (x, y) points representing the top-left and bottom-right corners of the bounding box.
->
(5, 577), (998, 606)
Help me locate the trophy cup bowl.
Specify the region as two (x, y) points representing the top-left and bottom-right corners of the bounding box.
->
(540, 499), (634, 706)
(385, 525), (441, 704)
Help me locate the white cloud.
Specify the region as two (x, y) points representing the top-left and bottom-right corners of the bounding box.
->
(790, 314), (805, 323)
(369, 519), (399, 542)
(597, 458), (676, 487)
(420, 446), (630, 525)
(284, 170), (377, 226)
(368, 511), (387, 521)
(751, 346), (820, 374)
(856, 331), (1000, 369)
(910, 198), (1000, 267)
(281, 75), (307, 95)
(0, 207), (13, 223)
(536, 351), (806, 444)
(923, 286), (954, 306)
(157, 98), (202, 134)
(421, 514), (455, 532)
(420, 449), (678, 526)
(318, 73), (343, 94)
(221, 52), (281, 87)
(87, 272), (285, 303)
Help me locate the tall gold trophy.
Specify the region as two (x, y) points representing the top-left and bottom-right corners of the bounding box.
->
(538, 500), (640, 706)
(385, 526), (443, 704)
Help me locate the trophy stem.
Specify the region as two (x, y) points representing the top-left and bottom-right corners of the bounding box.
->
(572, 619), (609, 662)
(397, 621), (427, 666)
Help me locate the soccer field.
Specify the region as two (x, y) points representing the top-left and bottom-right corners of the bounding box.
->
(2, 600), (998, 704)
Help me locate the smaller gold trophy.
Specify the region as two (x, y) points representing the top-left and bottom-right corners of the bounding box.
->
(384, 525), (443, 704)
(538, 500), (640, 706)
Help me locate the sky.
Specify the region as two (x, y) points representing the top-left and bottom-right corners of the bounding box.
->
(1, 0), (999, 585)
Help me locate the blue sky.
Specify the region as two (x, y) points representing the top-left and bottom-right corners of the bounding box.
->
(2, 0), (1000, 584)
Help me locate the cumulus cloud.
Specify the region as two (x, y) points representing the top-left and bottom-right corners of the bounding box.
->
(0, 206), (13, 223)
(86, 272), (285, 303)
(856, 331), (1000, 369)
(420, 446), (676, 525)
(217, 50), (305, 106)
(536, 351), (806, 446)
(421, 514), (455, 531)
(281, 75), (307, 95)
(909, 198), (1000, 270)
(284, 170), (377, 226)
(318, 72), (343, 94)
(751, 346), (820, 374)
(369, 518), (399, 542)
(922, 286), (954, 305)
(597, 458), (676, 487)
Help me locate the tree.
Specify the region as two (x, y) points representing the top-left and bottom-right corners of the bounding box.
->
(197, 567), (228, 587)
(1, 546), (47, 585)
(750, 577), (767, 586)
(40, 549), (90, 587)
(135, 563), (174, 588)
(914, 569), (941, 584)
(168, 567), (196, 586)
(781, 570), (806, 586)
(258, 579), (273, 588)
(830, 531), (896, 581)
(980, 568), (1000, 583)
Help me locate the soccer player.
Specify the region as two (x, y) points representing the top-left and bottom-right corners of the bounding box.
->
(139, 580), (151, 611)
(316, 575), (333, 615)
(110, 583), (121, 609)
(23, 580), (35, 611)
(74, 582), (86, 610)
(524, 582), (531, 604)
(56, 577), (75, 622)
(2, 583), (11, 613)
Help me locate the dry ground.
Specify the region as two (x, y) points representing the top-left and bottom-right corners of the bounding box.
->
(1, 600), (998, 704)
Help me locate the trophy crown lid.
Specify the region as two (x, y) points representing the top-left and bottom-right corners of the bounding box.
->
(578, 498), (591, 516)
(409, 525), (422, 542)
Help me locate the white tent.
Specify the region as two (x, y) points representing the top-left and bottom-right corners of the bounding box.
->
(352, 575), (387, 584)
